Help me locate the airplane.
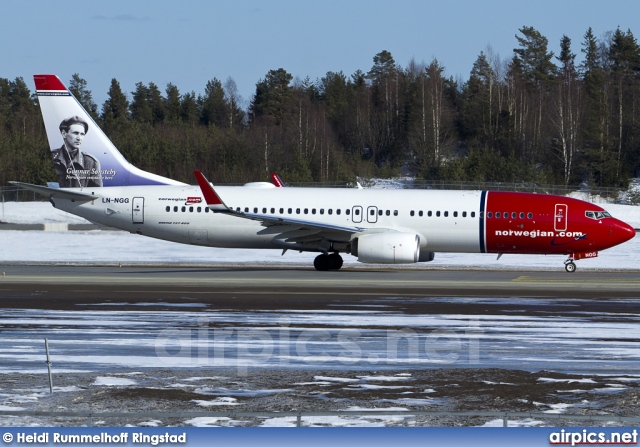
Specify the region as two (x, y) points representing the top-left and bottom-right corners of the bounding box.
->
(11, 74), (637, 272)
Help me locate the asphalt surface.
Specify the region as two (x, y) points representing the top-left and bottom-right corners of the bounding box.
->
(0, 265), (639, 311)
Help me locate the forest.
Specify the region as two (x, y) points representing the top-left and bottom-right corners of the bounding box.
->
(1, 26), (639, 188)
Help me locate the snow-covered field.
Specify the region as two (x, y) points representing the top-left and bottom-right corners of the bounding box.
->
(1, 201), (638, 270)
(2, 299), (639, 375)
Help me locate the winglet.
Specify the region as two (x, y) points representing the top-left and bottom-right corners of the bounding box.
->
(194, 170), (230, 212)
(270, 173), (285, 187)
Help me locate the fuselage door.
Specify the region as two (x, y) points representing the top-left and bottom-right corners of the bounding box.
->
(367, 206), (378, 223)
(352, 206), (363, 223)
(132, 197), (144, 224)
(554, 204), (567, 232)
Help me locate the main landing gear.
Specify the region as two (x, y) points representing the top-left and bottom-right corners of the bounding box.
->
(314, 253), (344, 271)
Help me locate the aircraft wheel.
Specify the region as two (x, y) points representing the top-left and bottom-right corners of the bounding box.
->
(314, 254), (331, 271)
(564, 262), (576, 273)
(328, 253), (343, 270)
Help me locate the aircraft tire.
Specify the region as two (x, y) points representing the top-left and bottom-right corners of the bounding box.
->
(328, 253), (343, 270)
(565, 262), (576, 273)
(314, 254), (331, 271)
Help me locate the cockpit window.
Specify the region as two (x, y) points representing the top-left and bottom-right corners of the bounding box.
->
(585, 210), (612, 219)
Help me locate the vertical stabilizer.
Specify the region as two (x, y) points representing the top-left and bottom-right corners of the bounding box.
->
(34, 74), (185, 188)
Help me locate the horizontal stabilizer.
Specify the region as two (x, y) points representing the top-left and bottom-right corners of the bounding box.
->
(9, 182), (99, 201)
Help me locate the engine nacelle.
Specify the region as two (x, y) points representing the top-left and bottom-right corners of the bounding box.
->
(354, 232), (420, 264)
(419, 251), (435, 262)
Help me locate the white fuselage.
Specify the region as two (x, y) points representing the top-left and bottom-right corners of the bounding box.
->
(52, 185), (484, 253)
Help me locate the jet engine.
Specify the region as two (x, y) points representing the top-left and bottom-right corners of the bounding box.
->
(353, 233), (420, 264)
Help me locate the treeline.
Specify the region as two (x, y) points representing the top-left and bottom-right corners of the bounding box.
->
(2, 25), (640, 187)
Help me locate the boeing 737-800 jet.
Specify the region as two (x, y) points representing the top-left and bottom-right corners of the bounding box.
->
(12, 75), (636, 272)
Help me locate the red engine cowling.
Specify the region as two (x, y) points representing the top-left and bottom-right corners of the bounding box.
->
(354, 233), (420, 264)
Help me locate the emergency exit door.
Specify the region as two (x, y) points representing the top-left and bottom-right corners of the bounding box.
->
(554, 204), (567, 232)
(132, 197), (144, 224)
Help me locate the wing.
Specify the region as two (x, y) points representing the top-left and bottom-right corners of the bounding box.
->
(194, 170), (363, 246)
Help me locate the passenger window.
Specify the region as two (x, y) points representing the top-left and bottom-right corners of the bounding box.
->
(288, 208), (292, 214)
(503, 212), (508, 218)
(320, 209), (324, 215)
(410, 210), (415, 216)
(279, 208), (284, 214)
(519, 212), (524, 219)
(444, 211), (449, 217)
(393, 210), (398, 216)
(428, 211), (432, 217)
(495, 212), (500, 218)
(419, 211), (423, 217)
(206, 208), (210, 213)
(296, 208), (300, 214)
(346, 209), (350, 215)
(245, 207), (249, 212)
(528, 212), (533, 219)
(378, 209), (383, 216)
(487, 212), (492, 218)
(337, 209), (341, 215)
(328, 209), (333, 215)
(197, 207), (201, 213)
(472, 212), (476, 218)
(253, 207), (258, 213)
(166, 206), (170, 212)
(304, 208), (308, 214)
(312, 209), (316, 214)
(386, 210), (391, 216)
(436, 211), (441, 217)
(511, 212), (516, 219)
(173, 206), (178, 212)
(271, 208), (275, 214)
(462, 211), (467, 217)
(453, 211), (458, 217)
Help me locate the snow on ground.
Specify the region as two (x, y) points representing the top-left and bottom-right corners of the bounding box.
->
(0, 201), (90, 225)
(1, 202), (639, 270)
(92, 377), (137, 387)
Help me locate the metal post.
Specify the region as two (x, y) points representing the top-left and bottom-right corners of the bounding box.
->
(296, 413), (302, 427)
(45, 339), (53, 393)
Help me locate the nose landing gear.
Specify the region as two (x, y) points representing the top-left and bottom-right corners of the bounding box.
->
(564, 260), (576, 273)
(314, 253), (344, 271)
(563, 251), (598, 273)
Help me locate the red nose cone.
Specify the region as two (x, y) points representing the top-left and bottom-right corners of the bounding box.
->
(612, 219), (636, 247)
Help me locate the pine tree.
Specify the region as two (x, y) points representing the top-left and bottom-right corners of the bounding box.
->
(101, 78), (130, 126)
(200, 78), (226, 127)
(249, 68), (293, 125)
(580, 27), (609, 185)
(130, 82), (153, 124)
(164, 83), (182, 123)
(69, 74), (98, 120)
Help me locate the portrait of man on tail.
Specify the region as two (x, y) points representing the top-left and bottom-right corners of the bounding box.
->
(52, 115), (103, 188)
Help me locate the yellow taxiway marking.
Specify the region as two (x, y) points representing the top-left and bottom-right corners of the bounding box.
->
(514, 275), (640, 284)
